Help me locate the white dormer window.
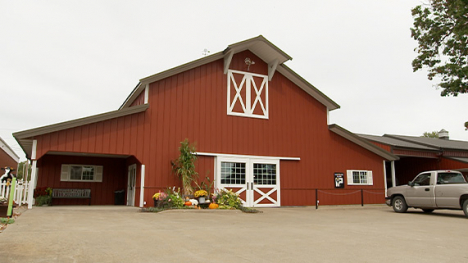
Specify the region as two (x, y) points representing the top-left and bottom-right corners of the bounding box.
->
(227, 70), (268, 119)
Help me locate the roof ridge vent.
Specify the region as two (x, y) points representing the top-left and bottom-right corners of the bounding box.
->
(438, 129), (449, 140)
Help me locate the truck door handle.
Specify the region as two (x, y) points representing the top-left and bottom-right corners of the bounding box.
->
(425, 188), (430, 191)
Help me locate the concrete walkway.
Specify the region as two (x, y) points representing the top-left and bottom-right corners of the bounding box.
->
(1, 205), (468, 262)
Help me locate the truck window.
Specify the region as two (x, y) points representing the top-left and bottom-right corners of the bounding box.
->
(437, 173), (467, 184)
(413, 173), (431, 186)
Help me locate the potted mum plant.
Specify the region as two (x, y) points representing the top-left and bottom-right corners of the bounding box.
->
(152, 192), (167, 207)
(194, 189), (208, 203)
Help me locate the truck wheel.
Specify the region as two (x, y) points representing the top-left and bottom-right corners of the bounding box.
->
(422, 209), (434, 213)
(463, 200), (468, 218)
(392, 196), (408, 213)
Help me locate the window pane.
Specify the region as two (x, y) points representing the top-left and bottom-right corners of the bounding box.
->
(70, 166), (82, 180)
(82, 166), (94, 180)
(221, 162), (245, 185)
(353, 171), (360, 184)
(253, 163), (276, 185)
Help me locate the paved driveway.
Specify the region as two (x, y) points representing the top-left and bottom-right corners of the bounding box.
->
(1, 205), (467, 262)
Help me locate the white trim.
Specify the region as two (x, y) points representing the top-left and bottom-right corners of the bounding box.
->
(346, 170), (373, 185)
(223, 50), (234, 74)
(383, 160), (387, 197)
(196, 152), (300, 161)
(216, 156), (281, 207)
(227, 70), (269, 119)
(60, 164), (103, 182)
(27, 160), (37, 209)
(268, 59), (279, 81)
(139, 164), (145, 208)
(144, 84), (149, 104)
(31, 140), (37, 160)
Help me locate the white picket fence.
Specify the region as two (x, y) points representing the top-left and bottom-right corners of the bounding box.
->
(0, 179), (30, 207)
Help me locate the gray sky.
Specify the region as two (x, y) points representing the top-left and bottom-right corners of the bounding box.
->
(1, 0), (467, 161)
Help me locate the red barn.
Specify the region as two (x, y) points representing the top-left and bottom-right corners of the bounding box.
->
(14, 36), (397, 208)
(0, 137), (19, 171)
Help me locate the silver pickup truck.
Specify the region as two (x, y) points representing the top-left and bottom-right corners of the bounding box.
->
(386, 170), (468, 217)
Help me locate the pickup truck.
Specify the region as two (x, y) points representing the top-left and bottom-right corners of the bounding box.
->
(386, 170), (468, 217)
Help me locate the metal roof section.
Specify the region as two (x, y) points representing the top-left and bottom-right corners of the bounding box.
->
(13, 104), (149, 159)
(0, 137), (20, 162)
(358, 134), (437, 151)
(329, 125), (399, 161)
(384, 134), (468, 151)
(120, 35), (340, 111)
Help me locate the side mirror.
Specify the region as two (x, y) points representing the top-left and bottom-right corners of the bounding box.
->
(408, 181), (414, 187)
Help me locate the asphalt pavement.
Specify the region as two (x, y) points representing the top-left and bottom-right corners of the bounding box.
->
(1, 205), (467, 262)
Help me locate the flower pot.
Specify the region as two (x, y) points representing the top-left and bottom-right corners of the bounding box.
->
(0, 204), (10, 217)
(153, 200), (159, 207)
(199, 197), (206, 203)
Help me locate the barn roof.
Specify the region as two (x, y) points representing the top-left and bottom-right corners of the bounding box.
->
(14, 36), (341, 159)
(357, 134), (437, 151)
(359, 133), (468, 152)
(120, 35), (340, 111)
(13, 104), (149, 159)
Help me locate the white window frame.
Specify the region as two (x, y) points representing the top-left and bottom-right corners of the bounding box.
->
(60, 164), (103, 182)
(227, 69), (268, 119)
(347, 170), (373, 185)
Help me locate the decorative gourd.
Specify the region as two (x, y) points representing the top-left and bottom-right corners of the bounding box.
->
(209, 203), (219, 209)
(185, 201), (192, 206)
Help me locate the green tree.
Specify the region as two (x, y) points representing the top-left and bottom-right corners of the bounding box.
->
(422, 131), (439, 138)
(16, 161), (31, 180)
(411, 0), (468, 96)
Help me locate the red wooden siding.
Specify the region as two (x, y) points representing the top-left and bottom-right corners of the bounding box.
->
(393, 149), (439, 158)
(130, 91), (145, 107)
(369, 141), (391, 152)
(32, 50), (387, 206)
(443, 151), (468, 158)
(0, 149), (18, 170)
(37, 155), (127, 205)
(439, 157), (468, 170)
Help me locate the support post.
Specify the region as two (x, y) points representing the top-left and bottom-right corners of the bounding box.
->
(361, 189), (364, 206)
(27, 160), (37, 209)
(391, 161), (396, 187)
(139, 164), (145, 208)
(315, 189), (318, 209)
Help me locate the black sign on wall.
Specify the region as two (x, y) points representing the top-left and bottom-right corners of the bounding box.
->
(334, 173), (344, 188)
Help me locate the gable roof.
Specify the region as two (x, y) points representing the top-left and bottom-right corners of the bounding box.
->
(384, 134), (468, 151)
(13, 104), (149, 159)
(329, 125), (399, 161)
(120, 35), (340, 111)
(359, 133), (468, 152)
(358, 134), (437, 151)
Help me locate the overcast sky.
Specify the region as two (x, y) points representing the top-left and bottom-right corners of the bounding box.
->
(1, 1), (467, 161)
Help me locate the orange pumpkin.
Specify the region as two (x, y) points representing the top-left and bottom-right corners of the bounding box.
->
(209, 203), (219, 209)
(184, 201), (192, 206)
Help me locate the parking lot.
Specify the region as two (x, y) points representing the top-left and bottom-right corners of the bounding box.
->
(1, 205), (467, 262)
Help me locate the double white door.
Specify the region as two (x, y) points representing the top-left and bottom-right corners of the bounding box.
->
(216, 157), (280, 207)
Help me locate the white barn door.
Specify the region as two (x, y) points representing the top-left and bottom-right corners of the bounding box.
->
(217, 157), (280, 207)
